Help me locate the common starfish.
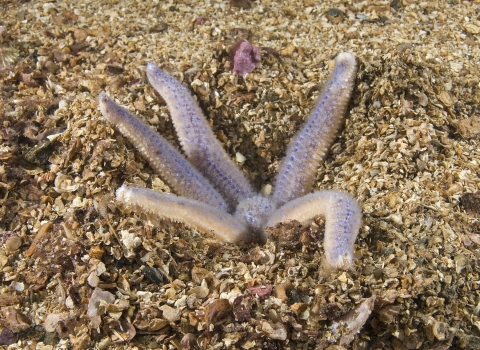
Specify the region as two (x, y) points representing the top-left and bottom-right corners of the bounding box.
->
(98, 52), (361, 269)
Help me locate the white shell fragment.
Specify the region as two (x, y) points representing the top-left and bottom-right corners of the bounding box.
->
(330, 296), (376, 346)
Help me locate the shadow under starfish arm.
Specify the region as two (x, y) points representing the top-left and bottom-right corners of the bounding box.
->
(116, 185), (251, 243)
(267, 190), (362, 269)
(146, 63), (255, 208)
(272, 53), (358, 207)
(98, 93), (228, 211)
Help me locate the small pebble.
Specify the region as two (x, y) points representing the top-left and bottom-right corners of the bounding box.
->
(326, 8), (344, 24)
(73, 28), (87, 42)
(5, 236), (21, 254)
(236, 152), (246, 163)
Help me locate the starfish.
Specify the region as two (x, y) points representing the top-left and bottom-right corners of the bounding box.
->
(98, 52), (361, 269)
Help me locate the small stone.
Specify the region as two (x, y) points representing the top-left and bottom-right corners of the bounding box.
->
(0, 306), (30, 333)
(5, 236), (21, 254)
(331, 296), (376, 346)
(248, 284), (272, 301)
(79, 79), (102, 94)
(70, 332), (91, 350)
(232, 41), (261, 77)
(87, 288), (115, 329)
(107, 76), (126, 90)
(187, 284), (209, 299)
(120, 230), (141, 258)
(275, 281), (293, 301)
(281, 43), (296, 56)
(142, 266), (165, 284)
(87, 271), (100, 287)
(0, 328), (15, 345)
(97, 337), (111, 350)
(230, 0), (251, 9)
(464, 23), (480, 34)
(23, 141), (57, 166)
(149, 21), (168, 33)
(260, 320), (287, 340)
(73, 28), (87, 42)
(460, 192), (480, 215)
(437, 91), (456, 107)
(235, 152), (246, 163)
(11, 282), (23, 293)
(89, 245), (105, 260)
(44, 312), (69, 333)
(0, 295), (22, 307)
(290, 302), (308, 316)
(159, 304), (181, 322)
(454, 254), (466, 274)
(180, 333), (197, 349)
(233, 295), (252, 322)
(205, 299), (232, 330)
(326, 8), (345, 24)
(457, 117), (480, 139)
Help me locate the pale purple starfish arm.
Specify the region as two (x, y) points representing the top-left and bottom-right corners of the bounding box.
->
(146, 63), (255, 208)
(267, 190), (362, 269)
(98, 93), (228, 211)
(116, 185), (251, 243)
(272, 53), (357, 207)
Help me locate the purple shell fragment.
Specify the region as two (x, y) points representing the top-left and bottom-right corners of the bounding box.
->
(233, 40), (261, 77)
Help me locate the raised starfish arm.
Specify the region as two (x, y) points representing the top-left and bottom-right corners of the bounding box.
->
(267, 190), (362, 269)
(98, 93), (228, 211)
(272, 53), (357, 206)
(116, 185), (251, 243)
(146, 63), (255, 208)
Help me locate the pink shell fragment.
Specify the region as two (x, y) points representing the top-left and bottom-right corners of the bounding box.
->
(248, 284), (273, 301)
(233, 41), (261, 77)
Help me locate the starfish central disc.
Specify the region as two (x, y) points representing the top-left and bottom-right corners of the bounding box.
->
(234, 196), (277, 242)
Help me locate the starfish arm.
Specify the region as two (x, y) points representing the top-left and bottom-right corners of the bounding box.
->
(272, 53), (357, 206)
(98, 93), (228, 211)
(266, 190), (362, 269)
(146, 63), (255, 208)
(116, 185), (251, 243)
